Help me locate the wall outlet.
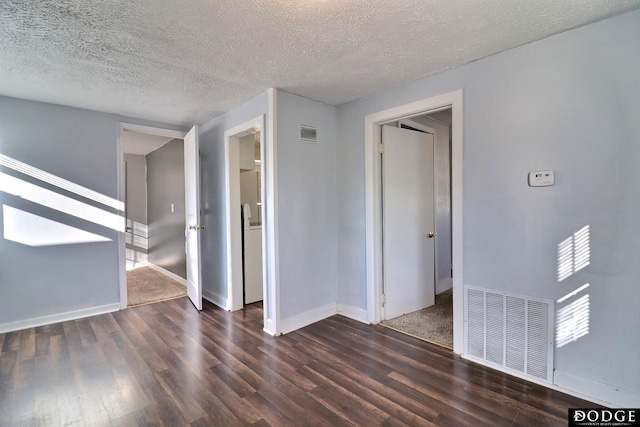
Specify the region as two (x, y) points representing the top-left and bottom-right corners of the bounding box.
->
(528, 171), (555, 187)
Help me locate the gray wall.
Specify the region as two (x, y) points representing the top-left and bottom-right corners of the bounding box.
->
(124, 154), (147, 225)
(198, 92), (269, 304)
(336, 10), (640, 395)
(0, 96), (183, 328)
(147, 139), (186, 279)
(276, 91), (338, 320)
(124, 154), (148, 266)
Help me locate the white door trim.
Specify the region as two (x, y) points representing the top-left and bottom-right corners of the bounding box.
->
(364, 89), (464, 354)
(265, 88), (280, 335)
(223, 99), (279, 335)
(117, 123), (187, 309)
(224, 117), (263, 312)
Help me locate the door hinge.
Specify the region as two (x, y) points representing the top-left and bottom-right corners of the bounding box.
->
(378, 143), (385, 154)
(379, 293), (386, 306)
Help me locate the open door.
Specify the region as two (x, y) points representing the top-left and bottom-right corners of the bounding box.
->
(184, 126), (203, 310)
(382, 125), (435, 319)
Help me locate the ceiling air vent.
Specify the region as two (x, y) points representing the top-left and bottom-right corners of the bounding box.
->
(300, 125), (317, 143)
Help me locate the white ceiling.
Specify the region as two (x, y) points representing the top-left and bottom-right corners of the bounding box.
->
(123, 130), (174, 156)
(1, 1), (639, 125)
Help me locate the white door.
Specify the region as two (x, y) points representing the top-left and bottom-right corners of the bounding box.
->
(184, 126), (203, 310)
(382, 125), (436, 319)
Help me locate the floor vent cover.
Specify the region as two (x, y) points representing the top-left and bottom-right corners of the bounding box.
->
(464, 285), (554, 383)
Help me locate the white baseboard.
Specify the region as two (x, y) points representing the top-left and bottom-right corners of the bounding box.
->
(147, 263), (187, 286)
(202, 287), (229, 310)
(280, 302), (338, 335)
(263, 318), (278, 336)
(0, 303), (121, 334)
(337, 304), (369, 324)
(554, 370), (640, 408)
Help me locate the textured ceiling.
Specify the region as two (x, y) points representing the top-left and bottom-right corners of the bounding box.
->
(1, 0), (639, 125)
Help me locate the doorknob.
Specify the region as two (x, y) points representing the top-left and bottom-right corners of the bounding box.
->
(428, 231), (436, 238)
(189, 225), (206, 230)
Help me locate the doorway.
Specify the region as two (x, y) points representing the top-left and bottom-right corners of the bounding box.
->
(224, 116), (267, 328)
(117, 123), (203, 311)
(122, 130), (188, 307)
(364, 90), (464, 354)
(379, 111), (453, 348)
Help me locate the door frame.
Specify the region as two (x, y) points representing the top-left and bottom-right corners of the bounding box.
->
(364, 89), (464, 353)
(117, 123), (187, 309)
(224, 116), (264, 312)
(223, 112), (278, 335)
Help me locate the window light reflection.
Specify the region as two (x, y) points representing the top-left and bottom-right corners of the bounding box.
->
(557, 225), (590, 282)
(3, 205), (111, 246)
(556, 292), (590, 348)
(0, 172), (124, 232)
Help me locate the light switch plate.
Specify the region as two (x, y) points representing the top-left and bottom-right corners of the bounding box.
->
(529, 170), (555, 187)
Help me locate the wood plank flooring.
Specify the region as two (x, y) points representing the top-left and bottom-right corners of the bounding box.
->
(0, 297), (595, 426)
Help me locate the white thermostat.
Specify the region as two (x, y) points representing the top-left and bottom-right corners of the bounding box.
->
(528, 170), (555, 187)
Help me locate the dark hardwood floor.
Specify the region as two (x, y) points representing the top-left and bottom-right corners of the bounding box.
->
(0, 297), (593, 426)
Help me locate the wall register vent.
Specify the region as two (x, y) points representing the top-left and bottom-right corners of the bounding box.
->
(300, 125), (317, 143)
(464, 285), (554, 383)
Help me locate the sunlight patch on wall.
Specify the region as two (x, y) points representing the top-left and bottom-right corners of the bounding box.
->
(125, 219), (149, 270)
(125, 219), (148, 249)
(557, 225), (590, 282)
(3, 205), (111, 246)
(556, 289), (590, 348)
(126, 248), (148, 270)
(0, 172), (124, 232)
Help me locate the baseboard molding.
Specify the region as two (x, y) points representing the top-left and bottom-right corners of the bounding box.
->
(263, 318), (278, 336)
(202, 288), (229, 310)
(280, 302), (338, 335)
(554, 370), (640, 408)
(337, 304), (369, 324)
(0, 303), (121, 334)
(147, 263), (187, 286)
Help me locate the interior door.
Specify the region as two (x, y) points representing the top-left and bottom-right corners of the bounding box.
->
(184, 126), (203, 310)
(382, 125), (435, 319)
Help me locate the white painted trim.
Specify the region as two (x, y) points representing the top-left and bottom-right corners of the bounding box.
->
(147, 263), (187, 286)
(364, 89), (464, 354)
(202, 288), (230, 310)
(224, 117), (263, 312)
(0, 303), (120, 334)
(279, 303), (338, 335)
(117, 124), (127, 309)
(222, 109), (280, 336)
(117, 122), (187, 310)
(554, 370), (640, 408)
(264, 88), (280, 336)
(337, 304), (369, 324)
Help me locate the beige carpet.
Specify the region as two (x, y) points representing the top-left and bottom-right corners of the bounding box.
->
(381, 289), (453, 349)
(127, 267), (187, 307)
